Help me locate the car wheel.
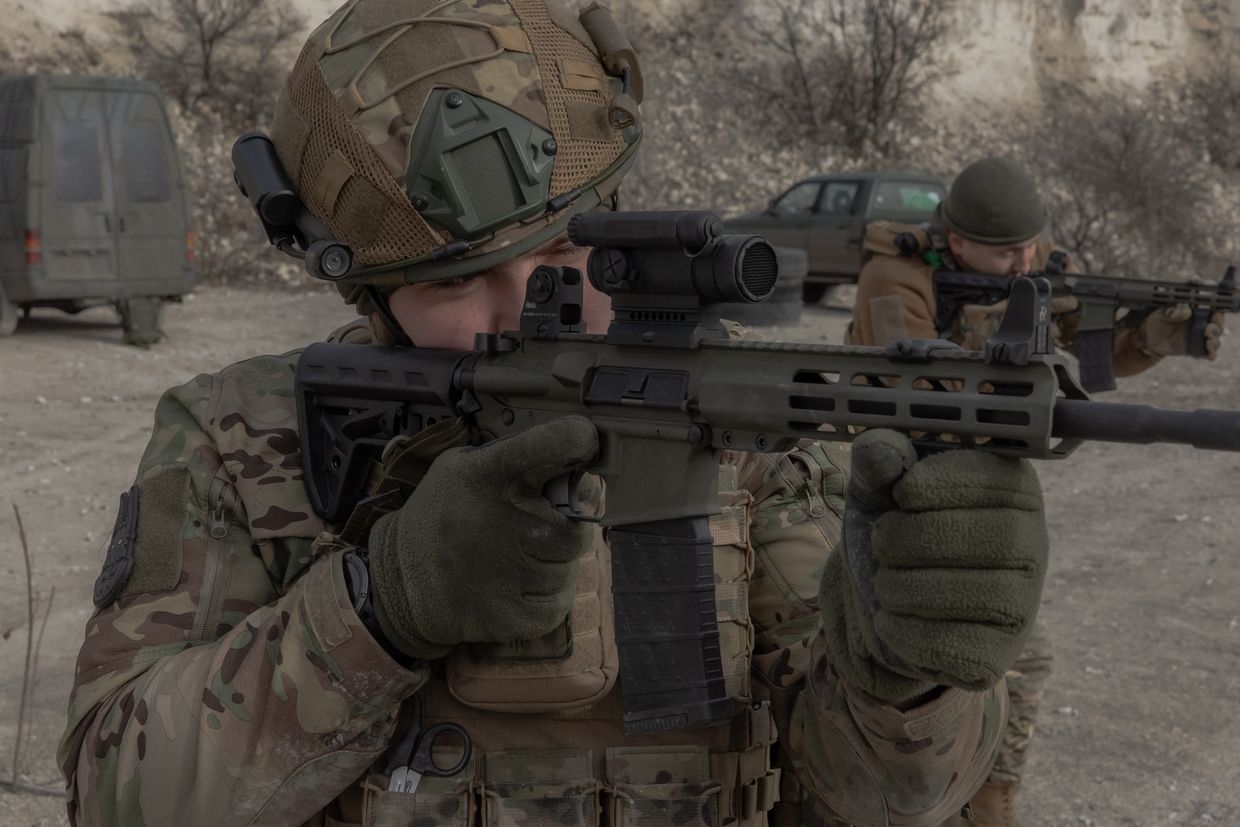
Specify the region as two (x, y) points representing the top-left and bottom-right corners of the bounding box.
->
(0, 285), (19, 336)
(801, 283), (828, 304)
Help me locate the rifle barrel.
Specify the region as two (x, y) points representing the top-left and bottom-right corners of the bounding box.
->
(1053, 398), (1240, 452)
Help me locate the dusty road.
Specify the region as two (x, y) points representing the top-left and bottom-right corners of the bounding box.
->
(0, 288), (1236, 826)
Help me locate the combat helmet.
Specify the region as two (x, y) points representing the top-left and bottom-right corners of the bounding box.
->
(936, 156), (1047, 245)
(259, 0), (643, 307)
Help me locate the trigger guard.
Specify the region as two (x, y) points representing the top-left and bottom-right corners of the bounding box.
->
(544, 468), (592, 521)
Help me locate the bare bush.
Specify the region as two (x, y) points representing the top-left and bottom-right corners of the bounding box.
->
(107, 0), (303, 132)
(1012, 87), (1229, 280)
(167, 108), (300, 284)
(0, 23), (112, 76)
(1188, 56), (1240, 174)
(733, 0), (954, 160)
(105, 0), (306, 283)
(613, 0), (953, 213)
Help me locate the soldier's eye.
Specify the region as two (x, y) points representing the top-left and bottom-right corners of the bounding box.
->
(429, 276), (474, 291)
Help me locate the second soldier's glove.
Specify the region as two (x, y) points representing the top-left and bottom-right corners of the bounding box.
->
(1134, 304), (1225, 359)
(819, 429), (1048, 704)
(366, 417), (598, 659)
(958, 293), (1080, 351)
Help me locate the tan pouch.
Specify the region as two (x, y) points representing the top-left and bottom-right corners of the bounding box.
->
(363, 757), (475, 827)
(712, 462), (756, 704)
(863, 220), (930, 257)
(481, 748), (599, 826)
(606, 745), (722, 827)
(446, 529), (620, 712)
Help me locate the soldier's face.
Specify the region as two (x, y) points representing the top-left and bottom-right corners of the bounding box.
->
(949, 234), (1040, 276)
(388, 234), (612, 349)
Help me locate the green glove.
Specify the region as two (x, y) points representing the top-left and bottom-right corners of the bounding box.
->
(820, 429), (1048, 704)
(367, 417), (598, 659)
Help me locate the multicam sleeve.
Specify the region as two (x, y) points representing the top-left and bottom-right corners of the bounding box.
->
(58, 373), (427, 827)
(740, 443), (1004, 826)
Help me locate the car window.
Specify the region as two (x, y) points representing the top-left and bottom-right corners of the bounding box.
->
(873, 181), (944, 213)
(822, 182), (860, 215)
(772, 182), (821, 215)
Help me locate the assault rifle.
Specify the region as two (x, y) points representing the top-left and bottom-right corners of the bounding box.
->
(295, 211), (1240, 736)
(933, 253), (1239, 392)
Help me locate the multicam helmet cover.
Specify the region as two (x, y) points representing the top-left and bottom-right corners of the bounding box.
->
(270, 0), (643, 292)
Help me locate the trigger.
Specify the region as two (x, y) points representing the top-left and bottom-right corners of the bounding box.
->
(544, 468), (597, 522)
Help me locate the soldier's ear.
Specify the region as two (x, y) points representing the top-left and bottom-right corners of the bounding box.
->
(946, 231), (967, 259)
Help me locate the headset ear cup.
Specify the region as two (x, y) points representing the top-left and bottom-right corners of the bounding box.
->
(578, 3), (644, 102)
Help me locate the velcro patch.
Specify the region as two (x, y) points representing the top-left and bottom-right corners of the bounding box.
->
(93, 485), (140, 607)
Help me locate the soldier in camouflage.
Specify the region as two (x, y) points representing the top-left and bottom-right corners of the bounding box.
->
(60, 4), (1051, 825)
(846, 156), (1225, 827)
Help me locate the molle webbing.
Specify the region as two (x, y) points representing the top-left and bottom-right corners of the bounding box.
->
(510, 0), (625, 192)
(273, 44), (444, 266)
(712, 461), (755, 703)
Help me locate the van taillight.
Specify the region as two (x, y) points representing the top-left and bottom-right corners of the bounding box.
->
(24, 230), (42, 265)
(186, 230), (197, 264)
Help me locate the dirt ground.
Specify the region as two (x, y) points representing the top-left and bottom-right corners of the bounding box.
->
(0, 288), (1236, 826)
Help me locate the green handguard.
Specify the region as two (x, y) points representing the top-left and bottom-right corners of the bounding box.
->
(366, 417), (598, 660)
(819, 429), (1048, 704)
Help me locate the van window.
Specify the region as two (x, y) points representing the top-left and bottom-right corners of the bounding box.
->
(0, 147), (22, 202)
(120, 120), (171, 203)
(52, 119), (104, 202)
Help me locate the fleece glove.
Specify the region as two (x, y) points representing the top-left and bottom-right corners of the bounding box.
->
(367, 417), (598, 659)
(820, 429), (1049, 704)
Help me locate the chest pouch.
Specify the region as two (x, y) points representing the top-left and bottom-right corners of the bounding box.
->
(446, 474), (620, 712)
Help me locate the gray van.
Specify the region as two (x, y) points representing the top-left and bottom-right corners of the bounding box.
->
(0, 74), (194, 336)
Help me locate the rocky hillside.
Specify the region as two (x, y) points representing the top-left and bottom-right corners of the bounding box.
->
(7, 0), (1238, 97)
(941, 0), (1239, 102)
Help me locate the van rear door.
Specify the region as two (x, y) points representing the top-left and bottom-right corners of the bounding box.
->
(106, 89), (189, 294)
(41, 88), (118, 284)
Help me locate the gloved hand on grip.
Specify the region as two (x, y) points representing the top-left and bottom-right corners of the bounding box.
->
(958, 293), (1080, 352)
(819, 429), (1049, 704)
(1135, 304), (1225, 359)
(367, 417), (599, 660)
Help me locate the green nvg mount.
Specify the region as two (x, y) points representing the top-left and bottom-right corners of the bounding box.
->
(294, 211), (1240, 735)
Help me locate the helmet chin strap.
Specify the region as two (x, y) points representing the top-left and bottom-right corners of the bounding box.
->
(366, 285), (414, 347)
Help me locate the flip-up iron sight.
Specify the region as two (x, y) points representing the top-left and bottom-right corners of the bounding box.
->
(231, 132), (355, 281)
(567, 211), (778, 347)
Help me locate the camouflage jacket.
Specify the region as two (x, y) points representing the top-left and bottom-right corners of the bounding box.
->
(59, 342), (1004, 827)
(846, 223), (1161, 378)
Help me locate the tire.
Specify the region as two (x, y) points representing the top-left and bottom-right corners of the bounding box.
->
(0, 284), (18, 336)
(719, 246), (805, 327)
(802, 282), (829, 304)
